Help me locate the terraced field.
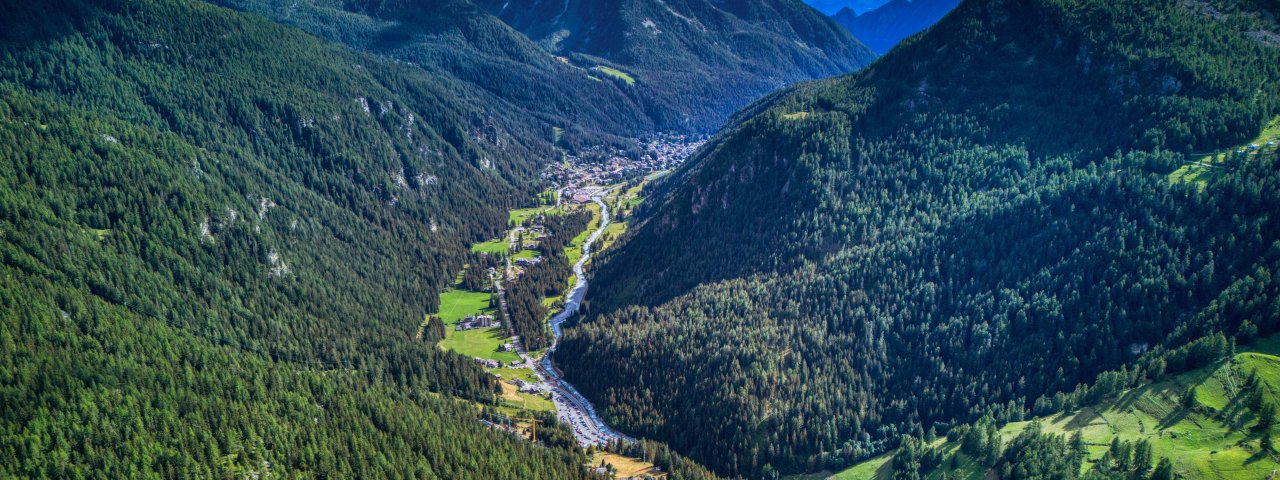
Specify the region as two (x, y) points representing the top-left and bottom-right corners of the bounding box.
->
(831, 335), (1280, 479)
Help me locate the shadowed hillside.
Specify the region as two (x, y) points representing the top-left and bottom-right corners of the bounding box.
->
(473, 0), (878, 132)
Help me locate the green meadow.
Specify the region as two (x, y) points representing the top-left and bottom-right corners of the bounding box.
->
(832, 334), (1280, 479)
(593, 66), (635, 86)
(435, 289), (520, 364)
(470, 238), (508, 255)
(1171, 115), (1280, 185)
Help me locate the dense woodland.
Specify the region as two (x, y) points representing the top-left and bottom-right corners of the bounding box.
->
(209, 0), (655, 146)
(562, 0), (1280, 477)
(0, 0), (603, 476)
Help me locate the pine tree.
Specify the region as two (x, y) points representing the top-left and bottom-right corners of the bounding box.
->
(1149, 458), (1174, 480)
(1257, 402), (1276, 433)
(1132, 439), (1153, 474)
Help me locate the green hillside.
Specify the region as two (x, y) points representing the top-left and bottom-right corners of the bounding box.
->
(845, 334), (1280, 479)
(0, 0), (599, 476)
(472, 0), (878, 132)
(560, 0), (1280, 477)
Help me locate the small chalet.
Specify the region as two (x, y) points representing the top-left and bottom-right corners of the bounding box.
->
(456, 314), (497, 331)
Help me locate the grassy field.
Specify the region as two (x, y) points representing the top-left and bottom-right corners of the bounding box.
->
(565, 202), (601, 266)
(491, 367), (540, 384)
(597, 178), (656, 253)
(510, 206), (547, 226)
(622, 183), (646, 209)
(471, 238), (508, 255)
(498, 381), (556, 413)
(593, 66), (635, 86)
(441, 325), (520, 364)
(832, 335), (1280, 479)
(436, 288), (492, 324)
(1171, 115), (1280, 185)
(783, 111), (812, 121)
(434, 288), (521, 363)
(513, 248), (540, 260)
(827, 453), (892, 480)
(599, 219), (627, 253)
(590, 453), (666, 479)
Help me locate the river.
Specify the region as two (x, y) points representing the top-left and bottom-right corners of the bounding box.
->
(536, 190), (632, 446)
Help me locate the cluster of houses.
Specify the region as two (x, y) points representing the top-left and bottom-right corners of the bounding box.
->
(515, 256), (544, 267)
(474, 356), (530, 370)
(511, 225), (547, 241)
(511, 377), (546, 394)
(644, 134), (705, 168)
(456, 314), (498, 331)
(540, 135), (704, 187)
(1248, 140), (1278, 151)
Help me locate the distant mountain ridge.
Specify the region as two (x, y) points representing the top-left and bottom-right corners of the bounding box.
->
(832, 0), (960, 53)
(804, 0), (891, 15)
(472, 0), (878, 132)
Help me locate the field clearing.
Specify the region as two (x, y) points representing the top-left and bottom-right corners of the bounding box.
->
(440, 326), (520, 364)
(510, 207), (547, 226)
(436, 289), (492, 324)
(498, 381), (555, 413)
(1171, 115), (1280, 185)
(513, 248), (540, 260)
(435, 288), (519, 363)
(85, 227), (111, 240)
(471, 238), (507, 255)
(565, 202), (601, 266)
(590, 453), (665, 479)
(824, 453), (891, 479)
(599, 220), (627, 253)
(834, 334), (1280, 479)
(593, 66), (635, 86)
(623, 184), (646, 209)
(491, 367), (539, 384)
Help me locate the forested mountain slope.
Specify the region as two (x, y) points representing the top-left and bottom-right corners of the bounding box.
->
(209, 0), (655, 144)
(0, 0), (597, 476)
(831, 0), (960, 54)
(560, 0), (1280, 477)
(858, 331), (1280, 480)
(472, 0), (878, 132)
